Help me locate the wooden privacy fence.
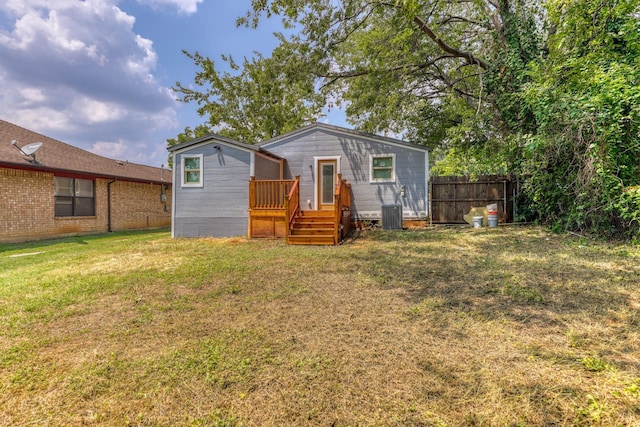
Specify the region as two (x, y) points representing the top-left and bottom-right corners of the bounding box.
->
(430, 175), (518, 224)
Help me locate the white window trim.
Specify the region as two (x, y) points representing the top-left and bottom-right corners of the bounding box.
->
(181, 154), (204, 188)
(369, 153), (396, 183)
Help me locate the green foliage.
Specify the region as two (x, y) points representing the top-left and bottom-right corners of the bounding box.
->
(484, 0), (545, 133)
(336, 1), (494, 142)
(581, 357), (617, 372)
(430, 145), (508, 177)
(617, 187), (640, 235)
(500, 281), (544, 304)
(237, 1), (504, 146)
(166, 124), (211, 148)
(516, 0), (640, 237)
(624, 379), (640, 398)
(171, 35), (324, 145)
(575, 394), (610, 423)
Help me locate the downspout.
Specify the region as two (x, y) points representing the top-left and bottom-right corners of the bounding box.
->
(107, 179), (116, 232)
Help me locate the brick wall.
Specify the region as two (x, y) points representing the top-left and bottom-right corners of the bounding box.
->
(109, 180), (171, 231)
(0, 167), (171, 243)
(0, 168), (57, 242)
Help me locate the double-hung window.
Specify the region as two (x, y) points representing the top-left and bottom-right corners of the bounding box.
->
(370, 154), (396, 182)
(182, 154), (203, 187)
(54, 177), (95, 217)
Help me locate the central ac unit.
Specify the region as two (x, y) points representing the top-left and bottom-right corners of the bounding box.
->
(381, 204), (403, 230)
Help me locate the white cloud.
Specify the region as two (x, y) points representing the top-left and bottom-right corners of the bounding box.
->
(135, 0), (203, 15)
(92, 138), (171, 168)
(0, 0), (187, 166)
(74, 98), (128, 123)
(18, 87), (47, 103)
(92, 140), (130, 159)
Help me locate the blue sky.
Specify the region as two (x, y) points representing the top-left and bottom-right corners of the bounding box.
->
(0, 0), (344, 167)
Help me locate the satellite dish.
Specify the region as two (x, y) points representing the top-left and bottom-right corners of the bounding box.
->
(22, 142), (42, 156)
(10, 140), (43, 163)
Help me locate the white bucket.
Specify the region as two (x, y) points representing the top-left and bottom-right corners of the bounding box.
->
(473, 216), (484, 228)
(488, 213), (498, 228)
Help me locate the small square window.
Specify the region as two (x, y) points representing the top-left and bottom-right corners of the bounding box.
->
(181, 154), (203, 187)
(370, 154), (395, 182)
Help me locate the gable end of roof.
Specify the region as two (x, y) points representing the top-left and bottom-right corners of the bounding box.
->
(259, 122), (429, 152)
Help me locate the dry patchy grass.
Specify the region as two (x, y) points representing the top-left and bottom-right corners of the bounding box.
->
(0, 227), (639, 426)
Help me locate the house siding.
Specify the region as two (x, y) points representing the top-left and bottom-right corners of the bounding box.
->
(173, 143), (252, 237)
(254, 153), (281, 179)
(0, 167), (171, 243)
(264, 128), (428, 219)
(173, 217), (248, 238)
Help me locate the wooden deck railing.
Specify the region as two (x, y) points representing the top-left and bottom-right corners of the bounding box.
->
(334, 174), (352, 244)
(284, 176), (300, 244)
(249, 177), (296, 209)
(249, 175), (349, 245)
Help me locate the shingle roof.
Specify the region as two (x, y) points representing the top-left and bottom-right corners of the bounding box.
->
(0, 119), (170, 184)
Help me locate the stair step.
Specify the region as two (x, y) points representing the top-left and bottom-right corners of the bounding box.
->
(296, 219), (333, 224)
(299, 210), (334, 217)
(287, 210), (338, 245)
(293, 223), (334, 229)
(291, 223), (334, 230)
(287, 235), (336, 245)
(290, 228), (334, 236)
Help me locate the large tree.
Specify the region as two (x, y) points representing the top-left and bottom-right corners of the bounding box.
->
(173, 0), (543, 149)
(238, 0), (543, 144)
(170, 36), (325, 146)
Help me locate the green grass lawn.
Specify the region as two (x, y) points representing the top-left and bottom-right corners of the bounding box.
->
(1, 227), (639, 426)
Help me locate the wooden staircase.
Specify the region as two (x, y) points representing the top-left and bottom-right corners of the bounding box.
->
(287, 210), (336, 245)
(250, 175), (351, 245)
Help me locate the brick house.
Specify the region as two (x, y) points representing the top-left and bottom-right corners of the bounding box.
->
(0, 119), (171, 243)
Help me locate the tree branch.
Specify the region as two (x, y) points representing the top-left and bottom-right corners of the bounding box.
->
(317, 53), (464, 89)
(438, 15), (485, 28)
(375, 1), (489, 69)
(318, 61), (428, 89)
(410, 13), (489, 69)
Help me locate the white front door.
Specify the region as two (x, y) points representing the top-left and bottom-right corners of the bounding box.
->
(317, 159), (337, 210)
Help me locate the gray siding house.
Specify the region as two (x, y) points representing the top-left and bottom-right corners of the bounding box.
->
(169, 123), (429, 239)
(261, 123), (429, 220)
(169, 134), (282, 238)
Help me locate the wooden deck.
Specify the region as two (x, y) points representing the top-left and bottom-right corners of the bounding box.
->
(249, 176), (351, 245)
